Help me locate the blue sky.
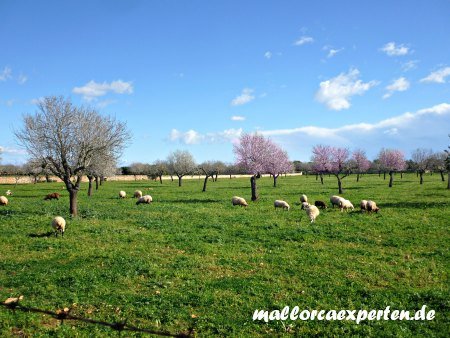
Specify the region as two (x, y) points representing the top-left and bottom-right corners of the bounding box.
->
(1, 0), (449, 165)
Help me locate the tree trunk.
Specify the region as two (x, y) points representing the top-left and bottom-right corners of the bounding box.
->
(356, 173), (360, 182)
(69, 188), (78, 216)
(159, 175), (163, 184)
(337, 176), (343, 194)
(250, 175), (258, 201)
(170, 175), (174, 182)
(88, 176), (93, 196)
(215, 173), (218, 182)
(419, 172), (423, 184)
(229, 174), (232, 179)
(400, 172), (403, 179)
(100, 176), (104, 186)
(45, 174), (50, 183)
(384, 172), (386, 180)
(319, 173), (324, 185)
(202, 175), (208, 192)
(178, 175), (182, 187)
(273, 174), (279, 187)
(95, 176), (99, 190)
(440, 170), (445, 182)
(316, 173), (318, 180)
(389, 171), (394, 188)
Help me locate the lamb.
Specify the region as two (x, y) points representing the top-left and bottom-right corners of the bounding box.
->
(274, 200), (290, 211)
(314, 200), (327, 209)
(44, 192), (60, 200)
(367, 200), (380, 213)
(51, 216), (66, 237)
(305, 204), (320, 223)
(136, 195), (152, 205)
(134, 190), (143, 198)
(360, 200), (368, 212)
(119, 191), (126, 199)
(300, 194), (308, 203)
(6, 190), (12, 196)
(301, 201), (310, 210)
(232, 196), (248, 207)
(330, 195), (345, 208)
(0, 196), (8, 206)
(339, 199), (354, 212)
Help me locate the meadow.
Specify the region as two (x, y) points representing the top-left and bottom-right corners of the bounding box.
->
(0, 173), (449, 337)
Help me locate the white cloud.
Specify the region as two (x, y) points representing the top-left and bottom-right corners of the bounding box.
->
(169, 129), (203, 145)
(231, 115), (245, 121)
(169, 128), (243, 145)
(315, 68), (378, 110)
(17, 74), (27, 85)
(264, 51), (272, 59)
(0, 146), (27, 155)
(0, 67), (12, 81)
(381, 42), (410, 56)
(402, 60), (419, 72)
(72, 80), (133, 101)
(420, 67), (450, 83)
(323, 46), (343, 58)
(294, 36), (314, 46)
(383, 77), (410, 99)
(231, 88), (255, 106)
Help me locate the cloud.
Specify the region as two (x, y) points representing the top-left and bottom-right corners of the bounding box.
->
(315, 68), (378, 110)
(0, 67), (12, 81)
(264, 51), (272, 59)
(380, 42), (410, 56)
(231, 88), (255, 106)
(0, 146), (27, 155)
(30, 97), (44, 105)
(383, 77), (410, 99)
(294, 36), (314, 46)
(420, 67), (450, 84)
(402, 60), (419, 72)
(17, 74), (27, 85)
(72, 80), (133, 101)
(169, 128), (243, 145)
(323, 46), (343, 58)
(231, 115), (245, 121)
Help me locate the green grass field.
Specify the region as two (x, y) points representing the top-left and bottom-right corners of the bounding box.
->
(0, 174), (449, 336)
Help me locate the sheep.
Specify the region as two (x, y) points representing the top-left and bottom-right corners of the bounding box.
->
(119, 191), (126, 199)
(367, 200), (380, 213)
(136, 195), (152, 205)
(330, 195), (345, 208)
(134, 190), (143, 198)
(339, 199), (354, 212)
(6, 190), (12, 196)
(301, 201), (310, 210)
(274, 200), (290, 211)
(232, 196), (248, 207)
(305, 204), (320, 223)
(0, 196), (8, 206)
(300, 194), (308, 203)
(51, 216), (66, 237)
(360, 200), (368, 212)
(314, 200), (327, 209)
(44, 192), (60, 200)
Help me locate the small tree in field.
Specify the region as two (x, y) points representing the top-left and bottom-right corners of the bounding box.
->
(15, 96), (130, 216)
(352, 149), (371, 182)
(445, 135), (450, 189)
(198, 161), (219, 192)
(265, 144), (292, 187)
(377, 148), (406, 187)
(411, 148), (434, 184)
(311, 145), (332, 184)
(429, 152), (447, 182)
(167, 150), (196, 186)
(329, 147), (353, 194)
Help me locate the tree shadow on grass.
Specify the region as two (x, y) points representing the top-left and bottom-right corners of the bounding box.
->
(28, 231), (54, 238)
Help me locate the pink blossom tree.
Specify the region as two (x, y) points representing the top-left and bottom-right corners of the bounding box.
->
(352, 149), (371, 182)
(265, 143), (292, 187)
(377, 148), (406, 187)
(311, 145), (332, 184)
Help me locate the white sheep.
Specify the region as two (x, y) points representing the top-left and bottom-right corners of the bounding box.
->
(134, 190), (143, 198)
(0, 196), (8, 206)
(301, 201), (310, 210)
(232, 196), (248, 207)
(274, 200), (290, 211)
(119, 191), (126, 199)
(367, 200), (380, 213)
(330, 195), (345, 208)
(300, 194), (308, 203)
(136, 195), (152, 205)
(360, 200), (368, 212)
(51, 216), (66, 237)
(6, 190), (12, 196)
(305, 204), (320, 223)
(339, 199), (354, 212)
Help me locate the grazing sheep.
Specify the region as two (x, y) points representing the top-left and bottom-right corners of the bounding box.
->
(51, 216), (66, 237)
(305, 204), (320, 223)
(134, 190), (143, 198)
(330, 195), (345, 208)
(6, 190), (12, 196)
(360, 200), (368, 212)
(136, 195), (152, 205)
(44, 192), (60, 200)
(367, 200), (380, 213)
(301, 201), (310, 210)
(274, 200), (290, 211)
(339, 199), (354, 212)
(314, 200), (327, 209)
(300, 194), (308, 203)
(119, 191), (126, 199)
(232, 196), (248, 207)
(0, 196), (8, 206)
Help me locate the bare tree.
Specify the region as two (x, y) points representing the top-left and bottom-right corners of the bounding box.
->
(15, 96), (130, 216)
(86, 152), (117, 196)
(411, 148), (433, 184)
(198, 161), (219, 192)
(167, 150), (196, 187)
(430, 152), (447, 182)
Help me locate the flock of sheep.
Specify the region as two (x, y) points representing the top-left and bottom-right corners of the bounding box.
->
(0, 187), (380, 237)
